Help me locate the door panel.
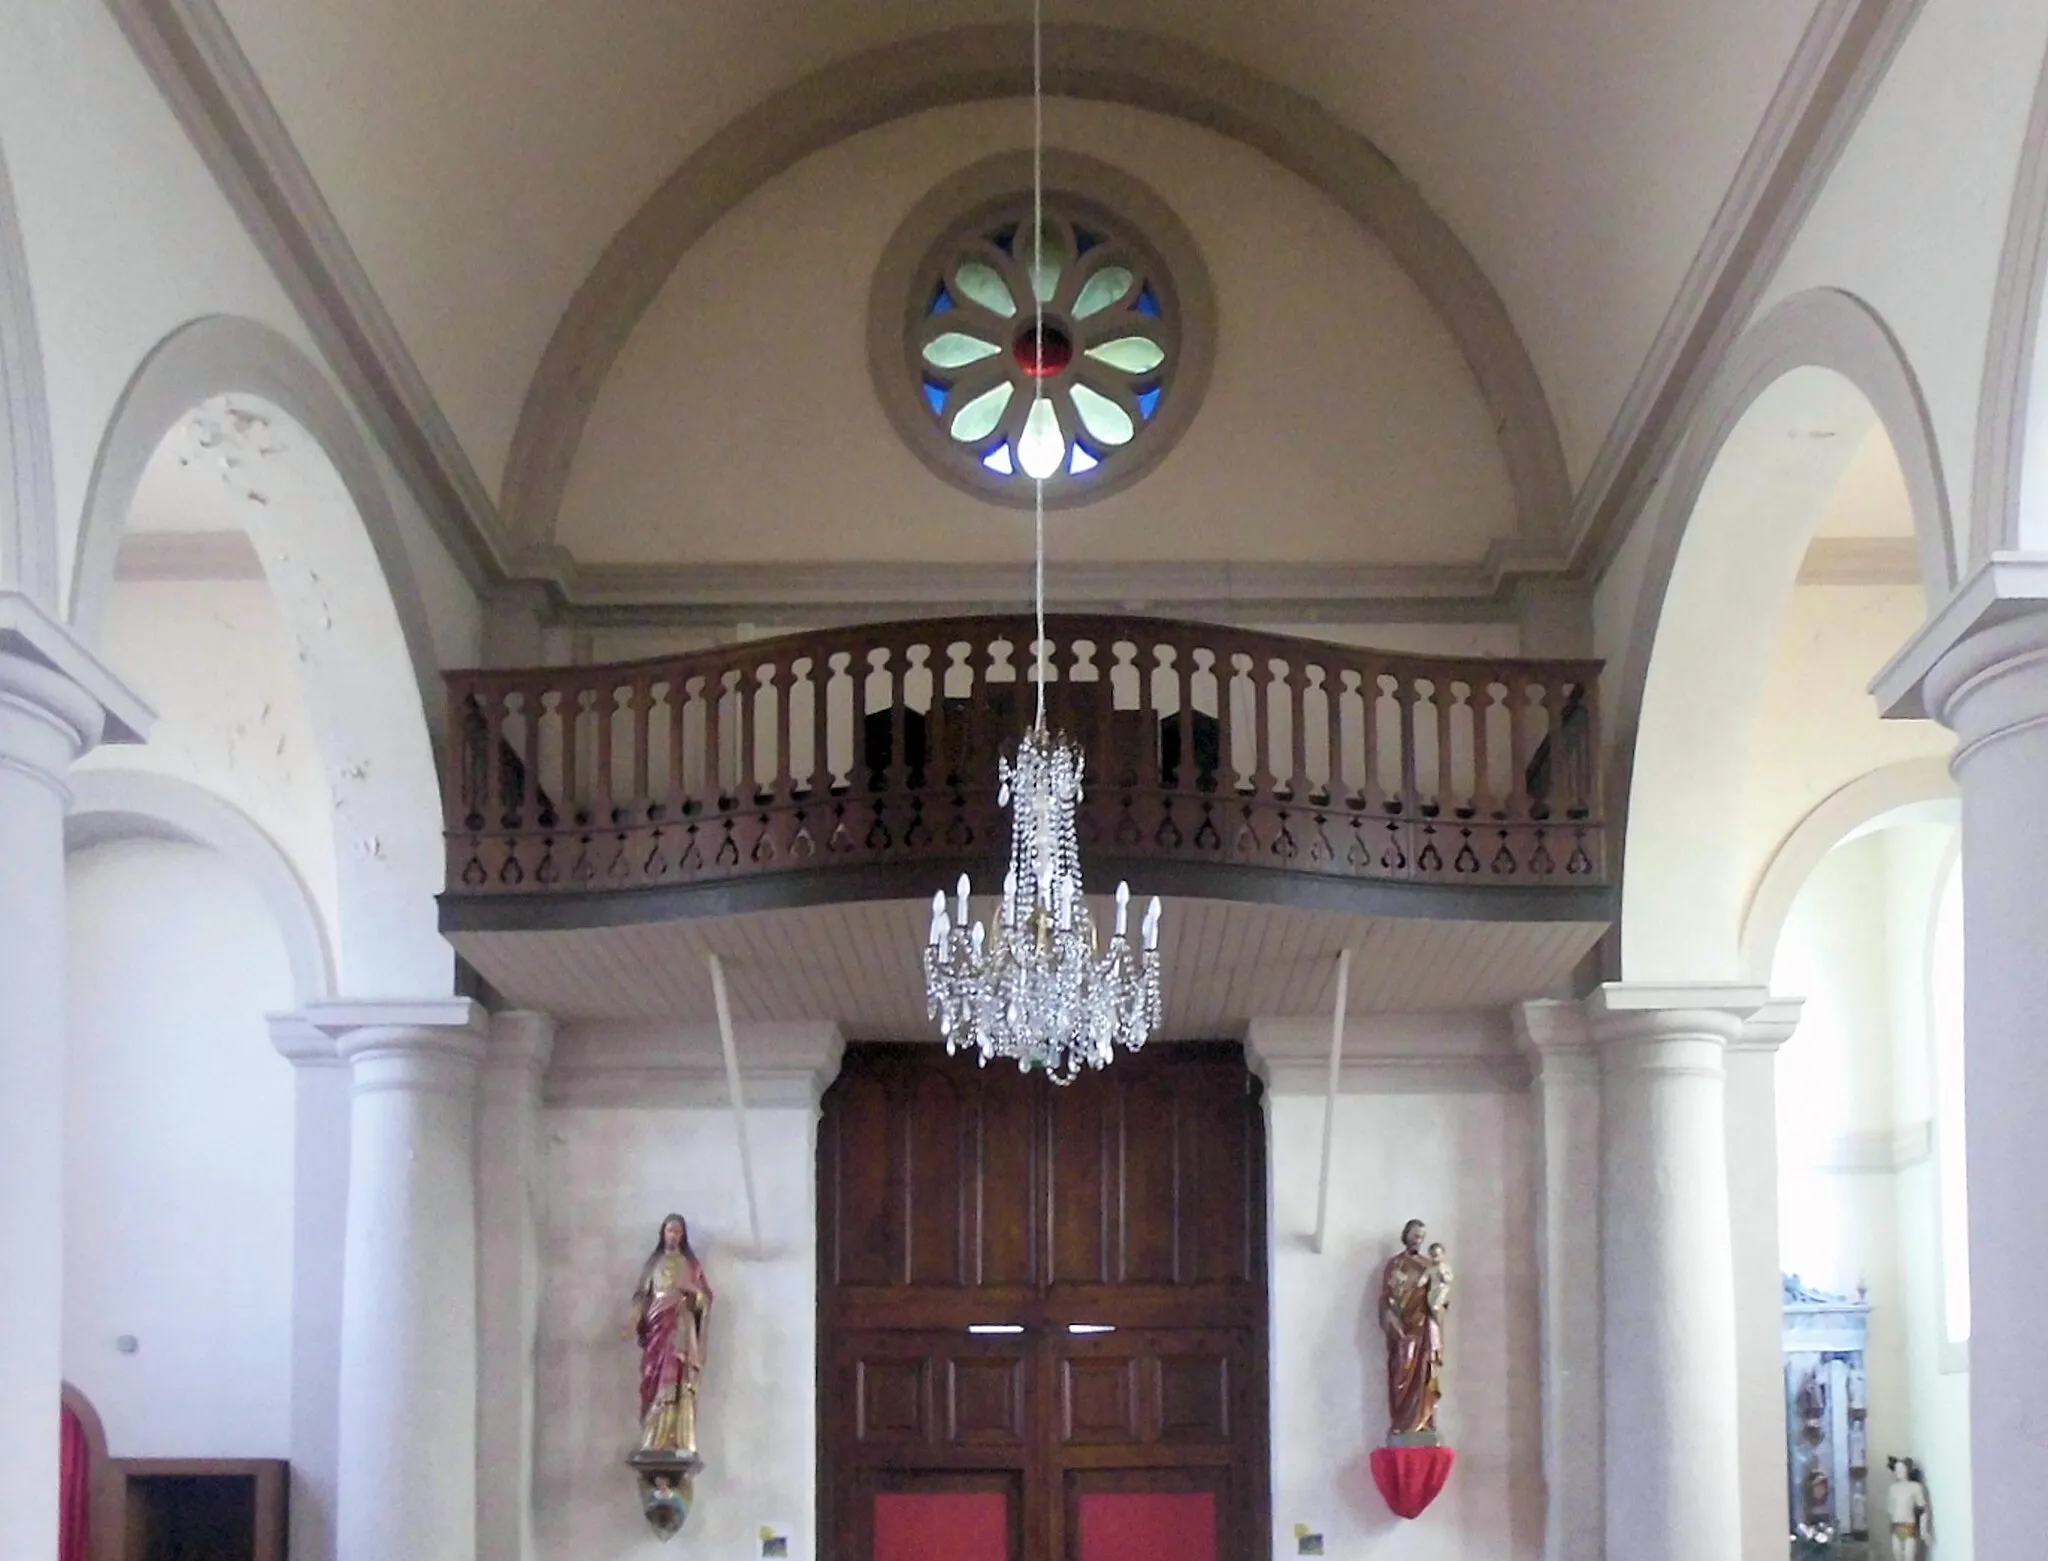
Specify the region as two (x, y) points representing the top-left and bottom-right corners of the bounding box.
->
(820, 1044), (1268, 1561)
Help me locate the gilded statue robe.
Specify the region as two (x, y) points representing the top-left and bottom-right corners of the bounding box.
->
(1380, 1248), (1441, 1437)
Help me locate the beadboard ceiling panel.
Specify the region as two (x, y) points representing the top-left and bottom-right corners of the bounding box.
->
(451, 897), (1604, 1037)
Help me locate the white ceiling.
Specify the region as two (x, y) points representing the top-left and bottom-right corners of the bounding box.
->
(450, 895), (1607, 1036)
(214, 0), (1822, 495)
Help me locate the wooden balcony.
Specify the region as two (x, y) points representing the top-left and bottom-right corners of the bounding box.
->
(440, 615), (1609, 934)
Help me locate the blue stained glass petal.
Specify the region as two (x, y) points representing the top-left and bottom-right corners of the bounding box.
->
(1070, 445), (1100, 475)
(1074, 227), (1103, 255)
(1136, 386), (1163, 420)
(922, 378), (948, 416)
(929, 283), (955, 315)
(990, 222), (1019, 255)
(1136, 284), (1162, 318)
(983, 444), (1015, 475)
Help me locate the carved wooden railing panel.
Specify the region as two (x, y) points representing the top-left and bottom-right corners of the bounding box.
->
(443, 616), (1604, 910)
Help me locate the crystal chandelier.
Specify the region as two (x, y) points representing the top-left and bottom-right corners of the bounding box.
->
(922, 0), (1164, 1082)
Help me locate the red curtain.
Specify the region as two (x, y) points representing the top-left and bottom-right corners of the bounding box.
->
(59, 1405), (90, 1561)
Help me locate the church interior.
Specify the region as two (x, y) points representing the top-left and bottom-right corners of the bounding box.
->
(6, 2), (2047, 1559)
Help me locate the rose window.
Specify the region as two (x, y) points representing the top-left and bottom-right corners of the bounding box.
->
(886, 193), (1191, 504)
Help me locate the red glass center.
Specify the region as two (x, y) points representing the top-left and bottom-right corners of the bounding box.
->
(1012, 322), (1073, 378)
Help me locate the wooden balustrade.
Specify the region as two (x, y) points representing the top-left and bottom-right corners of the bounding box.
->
(442, 615), (1605, 921)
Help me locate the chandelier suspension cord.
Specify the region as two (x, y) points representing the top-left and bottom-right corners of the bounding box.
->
(1031, 0), (1047, 733)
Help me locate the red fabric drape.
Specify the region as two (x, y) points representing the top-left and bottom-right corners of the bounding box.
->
(1369, 1444), (1456, 1519)
(59, 1405), (90, 1561)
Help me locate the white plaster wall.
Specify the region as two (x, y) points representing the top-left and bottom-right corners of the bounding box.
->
(1773, 838), (1914, 1483)
(62, 838), (297, 1457)
(1267, 1088), (1542, 1560)
(1880, 828), (1973, 1560)
(77, 578), (341, 950)
(536, 1106), (816, 1561)
(559, 97), (1516, 571)
(1739, 584), (1952, 939)
(1771, 824), (1974, 1558)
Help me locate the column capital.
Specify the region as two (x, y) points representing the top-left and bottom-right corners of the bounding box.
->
(1729, 996), (1804, 1055)
(267, 1012), (343, 1069)
(305, 998), (488, 1097)
(1870, 554), (2048, 724)
(0, 593), (152, 798)
(1587, 982), (1767, 1074)
(1513, 998), (1598, 1083)
(1919, 605), (2048, 768)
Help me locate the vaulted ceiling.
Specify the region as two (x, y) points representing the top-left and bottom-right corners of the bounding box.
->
(210, 0), (1825, 516)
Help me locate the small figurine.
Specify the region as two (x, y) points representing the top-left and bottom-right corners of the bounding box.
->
(1379, 1219), (1451, 1442)
(1886, 1456), (1931, 1561)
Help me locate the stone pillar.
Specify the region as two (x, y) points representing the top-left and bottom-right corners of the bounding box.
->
(1588, 983), (1764, 1561)
(310, 999), (487, 1561)
(1726, 1000), (1800, 1561)
(268, 1017), (354, 1561)
(1916, 608), (2048, 1560)
(0, 599), (145, 1561)
(476, 1011), (554, 1561)
(1514, 1000), (1604, 1561)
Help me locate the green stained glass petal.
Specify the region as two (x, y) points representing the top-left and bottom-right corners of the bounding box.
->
(1073, 266), (1134, 319)
(1070, 384), (1135, 447)
(1085, 335), (1166, 374)
(949, 382), (1014, 442)
(922, 331), (1002, 369)
(954, 261), (1016, 318)
(1017, 397), (1065, 479)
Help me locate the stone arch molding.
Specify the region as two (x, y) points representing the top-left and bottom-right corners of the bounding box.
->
(69, 314), (452, 997)
(66, 767), (336, 1006)
(1737, 756), (1958, 982)
(0, 137), (58, 609)
(500, 22), (1570, 557)
(1972, 32), (2048, 566)
(1615, 287), (1957, 982)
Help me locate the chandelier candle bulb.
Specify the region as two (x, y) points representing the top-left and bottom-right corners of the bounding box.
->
(1115, 881), (1130, 937)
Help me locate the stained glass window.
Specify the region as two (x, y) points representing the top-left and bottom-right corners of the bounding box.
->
(899, 194), (1183, 501)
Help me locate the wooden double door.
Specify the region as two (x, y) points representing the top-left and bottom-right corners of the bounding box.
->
(818, 1043), (1270, 1561)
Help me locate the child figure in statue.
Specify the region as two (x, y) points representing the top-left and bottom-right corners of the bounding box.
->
(626, 1214), (714, 1456)
(1886, 1456), (1931, 1561)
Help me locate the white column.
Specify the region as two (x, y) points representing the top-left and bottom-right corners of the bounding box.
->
(1514, 1000), (1604, 1561)
(269, 1017), (354, 1561)
(1588, 982), (1763, 1561)
(1726, 1000), (1800, 1561)
(1918, 608), (2048, 1561)
(311, 999), (486, 1561)
(0, 598), (145, 1561)
(476, 1011), (553, 1561)
(0, 653), (102, 1561)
